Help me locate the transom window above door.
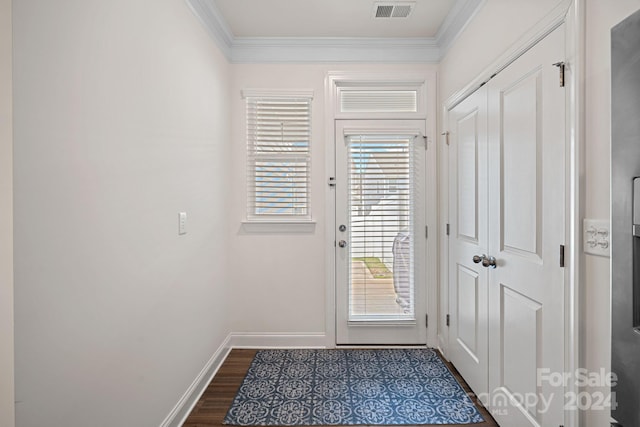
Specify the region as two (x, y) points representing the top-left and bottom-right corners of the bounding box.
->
(328, 73), (428, 120)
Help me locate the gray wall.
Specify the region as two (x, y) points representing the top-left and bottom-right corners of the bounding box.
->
(0, 0), (14, 425)
(12, 0), (232, 425)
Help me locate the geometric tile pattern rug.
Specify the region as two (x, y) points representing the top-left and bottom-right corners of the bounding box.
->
(223, 349), (484, 425)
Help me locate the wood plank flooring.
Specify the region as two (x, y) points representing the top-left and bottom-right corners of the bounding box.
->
(182, 349), (499, 427)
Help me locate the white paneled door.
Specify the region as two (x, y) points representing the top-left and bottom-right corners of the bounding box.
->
(487, 26), (566, 427)
(447, 86), (489, 397)
(335, 120), (427, 345)
(449, 26), (566, 426)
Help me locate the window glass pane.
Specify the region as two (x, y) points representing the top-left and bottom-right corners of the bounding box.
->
(348, 135), (415, 320)
(254, 160), (309, 216)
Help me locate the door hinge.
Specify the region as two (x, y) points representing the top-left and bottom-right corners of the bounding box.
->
(425, 226), (428, 239)
(446, 314), (450, 327)
(553, 61), (565, 87)
(328, 177), (336, 187)
(446, 223), (450, 236)
(441, 131), (450, 145)
(425, 314), (428, 328)
(560, 244), (565, 268)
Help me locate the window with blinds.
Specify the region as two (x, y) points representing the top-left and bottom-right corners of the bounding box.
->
(246, 95), (312, 220)
(348, 135), (417, 319)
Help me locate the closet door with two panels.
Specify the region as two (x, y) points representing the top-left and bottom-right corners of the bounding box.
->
(448, 25), (566, 427)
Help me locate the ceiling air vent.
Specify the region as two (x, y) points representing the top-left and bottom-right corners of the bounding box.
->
(373, 2), (415, 18)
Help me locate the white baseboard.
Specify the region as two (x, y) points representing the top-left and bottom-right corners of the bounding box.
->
(160, 332), (327, 427)
(160, 334), (232, 427)
(229, 332), (327, 348)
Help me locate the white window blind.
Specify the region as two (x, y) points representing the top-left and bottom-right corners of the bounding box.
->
(340, 90), (418, 113)
(246, 95), (312, 219)
(348, 135), (417, 318)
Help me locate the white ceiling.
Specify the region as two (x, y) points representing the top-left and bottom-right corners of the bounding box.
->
(186, 0), (484, 63)
(214, 0), (456, 38)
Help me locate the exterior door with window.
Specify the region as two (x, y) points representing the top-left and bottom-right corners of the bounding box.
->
(335, 120), (427, 345)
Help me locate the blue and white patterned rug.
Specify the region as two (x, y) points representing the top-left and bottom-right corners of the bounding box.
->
(223, 349), (484, 425)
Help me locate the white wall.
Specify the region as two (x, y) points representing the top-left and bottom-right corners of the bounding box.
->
(228, 63), (437, 340)
(12, 0), (231, 425)
(0, 0), (15, 425)
(439, 0), (564, 102)
(11, 0), (640, 424)
(440, 0), (640, 426)
(229, 64), (327, 337)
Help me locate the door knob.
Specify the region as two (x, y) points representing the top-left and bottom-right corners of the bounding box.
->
(338, 240), (348, 248)
(472, 254), (497, 268)
(482, 255), (497, 269)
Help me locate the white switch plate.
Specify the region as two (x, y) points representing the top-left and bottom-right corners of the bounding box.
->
(583, 218), (610, 257)
(179, 212), (187, 235)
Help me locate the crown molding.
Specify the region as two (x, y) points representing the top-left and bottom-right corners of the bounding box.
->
(186, 0), (484, 64)
(232, 37), (440, 63)
(436, 0), (487, 56)
(186, 0), (234, 58)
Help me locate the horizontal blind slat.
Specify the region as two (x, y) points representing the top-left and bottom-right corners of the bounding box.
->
(340, 90), (418, 113)
(247, 96), (312, 217)
(347, 134), (416, 318)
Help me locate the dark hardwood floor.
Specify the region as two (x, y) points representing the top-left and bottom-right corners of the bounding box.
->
(182, 348), (499, 427)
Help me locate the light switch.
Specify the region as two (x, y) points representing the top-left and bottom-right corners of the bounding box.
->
(583, 219), (610, 257)
(179, 212), (187, 235)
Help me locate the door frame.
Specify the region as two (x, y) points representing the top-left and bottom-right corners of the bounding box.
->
(439, 1), (584, 426)
(335, 120), (428, 345)
(324, 71), (439, 347)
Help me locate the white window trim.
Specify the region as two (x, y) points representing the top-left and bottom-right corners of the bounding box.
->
(241, 220), (316, 233)
(242, 89), (315, 100)
(242, 89), (315, 229)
